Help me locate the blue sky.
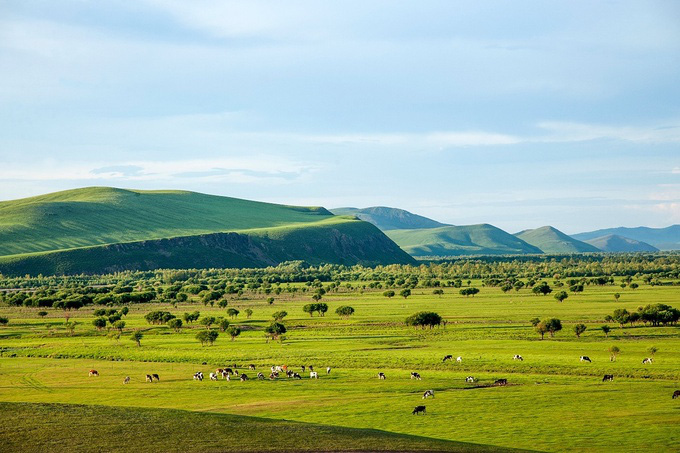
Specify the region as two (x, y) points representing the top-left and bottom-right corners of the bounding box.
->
(1, 1), (679, 233)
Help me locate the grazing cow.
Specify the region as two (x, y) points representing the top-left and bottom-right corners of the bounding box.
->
(88, 370), (99, 377)
(309, 365), (314, 372)
(257, 372), (265, 380)
(412, 405), (426, 415)
(146, 374), (153, 383)
(224, 368), (233, 375)
(410, 372), (422, 380)
(210, 372), (218, 381)
(443, 355), (453, 362)
(310, 371), (319, 379)
(602, 374), (614, 382)
(269, 373), (277, 380)
(249, 364), (256, 371)
(193, 372), (204, 381)
(216, 368), (224, 375)
(326, 367), (331, 375)
(233, 369), (239, 376)
(240, 374), (249, 381)
(123, 376), (130, 384)
(642, 357), (653, 364)
(513, 354), (523, 361)
(226, 374), (231, 381)
(286, 370), (294, 378)
(293, 373), (302, 379)
(580, 356), (592, 363)
(673, 390), (680, 399)
(301, 365), (306, 373)
(465, 376), (475, 383)
(152, 374), (159, 381)
(275, 366), (283, 373)
(423, 390), (435, 399)
(378, 372), (386, 380)
(456, 356), (462, 363)
(494, 379), (508, 386)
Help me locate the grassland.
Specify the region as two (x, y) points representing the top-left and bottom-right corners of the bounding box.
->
(0, 280), (678, 452)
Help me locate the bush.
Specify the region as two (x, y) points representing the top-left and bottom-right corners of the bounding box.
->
(399, 289), (411, 299)
(112, 320), (126, 332)
(573, 323), (587, 338)
(183, 311), (200, 323)
(0, 317), (9, 326)
(383, 290), (395, 298)
(92, 317), (107, 330)
(37, 311), (48, 318)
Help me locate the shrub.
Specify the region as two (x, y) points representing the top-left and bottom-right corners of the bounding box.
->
(459, 288), (480, 297)
(112, 320), (126, 332)
(37, 311), (48, 318)
(383, 290), (395, 298)
(0, 317), (9, 326)
(399, 289), (411, 299)
(245, 308), (253, 319)
(92, 317), (107, 330)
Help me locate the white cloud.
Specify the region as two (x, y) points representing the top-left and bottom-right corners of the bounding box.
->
(535, 121), (680, 144)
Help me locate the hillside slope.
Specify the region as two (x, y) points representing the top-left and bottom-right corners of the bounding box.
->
(573, 225), (680, 250)
(385, 224), (543, 257)
(584, 234), (659, 252)
(331, 206), (447, 230)
(0, 187), (333, 256)
(0, 217), (414, 275)
(514, 226), (599, 254)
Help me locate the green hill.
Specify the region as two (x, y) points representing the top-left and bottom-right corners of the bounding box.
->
(573, 225), (680, 250)
(514, 226), (599, 254)
(584, 234), (659, 252)
(0, 187), (413, 275)
(330, 206), (447, 230)
(385, 224), (543, 257)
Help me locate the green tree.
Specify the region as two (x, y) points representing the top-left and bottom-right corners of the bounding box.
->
(433, 289), (444, 297)
(218, 299), (229, 308)
(227, 308), (239, 319)
(200, 316), (216, 329)
(112, 320), (126, 332)
(601, 325), (611, 338)
(554, 291), (568, 303)
(316, 303), (328, 317)
(532, 282), (553, 296)
(196, 330), (219, 346)
(535, 321), (549, 340)
(168, 318), (183, 332)
(267, 297), (275, 305)
(245, 308), (253, 319)
(647, 346), (658, 357)
(335, 306), (355, 318)
(92, 317), (107, 331)
(37, 311), (48, 318)
(529, 317), (541, 327)
(265, 322), (287, 340)
(400, 289), (411, 299)
(405, 311), (442, 329)
(226, 326), (241, 341)
(272, 311), (288, 321)
(218, 318), (230, 332)
(614, 293), (620, 301)
(0, 317), (9, 326)
(545, 318), (562, 337)
(131, 331), (143, 347)
(303, 304), (317, 317)
(573, 323), (587, 338)
(609, 345), (620, 362)
(383, 290), (395, 298)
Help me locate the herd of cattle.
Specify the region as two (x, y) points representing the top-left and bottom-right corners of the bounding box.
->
(87, 352), (679, 415)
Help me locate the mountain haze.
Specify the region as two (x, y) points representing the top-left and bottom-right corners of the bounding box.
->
(584, 234), (659, 252)
(573, 225), (680, 250)
(330, 206), (447, 230)
(515, 226), (599, 254)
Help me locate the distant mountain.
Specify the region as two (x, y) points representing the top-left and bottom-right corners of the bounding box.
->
(573, 225), (680, 250)
(584, 234), (659, 252)
(515, 226), (599, 254)
(385, 224), (543, 257)
(0, 187), (413, 275)
(330, 206), (447, 231)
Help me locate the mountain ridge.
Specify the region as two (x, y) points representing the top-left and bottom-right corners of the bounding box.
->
(514, 226), (599, 254)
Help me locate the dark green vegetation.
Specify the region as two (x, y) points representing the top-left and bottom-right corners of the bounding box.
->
(385, 224), (543, 257)
(584, 234), (659, 252)
(514, 226), (599, 254)
(574, 225), (680, 250)
(0, 188), (413, 275)
(0, 402), (502, 453)
(331, 206), (448, 230)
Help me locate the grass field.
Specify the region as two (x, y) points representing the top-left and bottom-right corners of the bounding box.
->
(0, 281), (679, 451)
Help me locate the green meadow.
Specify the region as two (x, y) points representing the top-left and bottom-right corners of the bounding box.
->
(1, 280), (678, 452)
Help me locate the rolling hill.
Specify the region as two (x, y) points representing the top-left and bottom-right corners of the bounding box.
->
(583, 234), (659, 252)
(0, 187), (413, 275)
(514, 226), (599, 254)
(385, 224), (543, 257)
(573, 225), (680, 250)
(330, 206), (447, 230)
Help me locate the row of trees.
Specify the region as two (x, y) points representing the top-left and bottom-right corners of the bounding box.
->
(606, 304), (680, 327)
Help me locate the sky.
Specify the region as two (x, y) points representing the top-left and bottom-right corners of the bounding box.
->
(1, 1), (679, 233)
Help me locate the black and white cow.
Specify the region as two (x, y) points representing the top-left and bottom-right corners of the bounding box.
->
(210, 372), (218, 381)
(146, 374), (153, 383)
(193, 372), (204, 381)
(580, 356), (592, 363)
(423, 390), (435, 399)
(257, 372), (265, 380)
(410, 372), (422, 380)
(152, 374), (159, 381)
(465, 376), (475, 383)
(310, 371), (319, 379)
(123, 376), (130, 384)
(494, 378), (508, 386)
(513, 354), (523, 361)
(412, 405), (426, 415)
(240, 374), (249, 381)
(378, 372), (386, 380)
(642, 357), (653, 364)
(442, 355), (453, 362)
(293, 373), (302, 379)
(249, 364), (256, 371)
(224, 368), (234, 376)
(673, 390), (680, 399)
(326, 367), (331, 375)
(301, 365), (306, 373)
(602, 374), (614, 382)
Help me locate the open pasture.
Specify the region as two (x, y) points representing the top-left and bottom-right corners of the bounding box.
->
(1, 279), (679, 451)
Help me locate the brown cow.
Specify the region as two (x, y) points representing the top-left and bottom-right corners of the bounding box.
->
(89, 370), (99, 377)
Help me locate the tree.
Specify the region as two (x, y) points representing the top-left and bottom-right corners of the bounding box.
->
(554, 291), (568, 303)
(335, 306), (355, 318)
(64, 321), (78, 335)
(218, 299), (229, 308)
(601, 325), (611, 338)
(112, 320), (126, 332)
(227, 308), (240, 319)
(226, 326), (241, 341)
(316, 303), (328, 317)
(267, 297), (275, 305)
(168, 318), (183, 332)
(265, 322), (287, 340)
(648, 346), (658, 357)
(312, 293), (323, 303)
(609, 345), (620, 362)
(303, 304), (316, 317)
(37, 311), (48, 318)
(405, 311), (442, 329)
(183, 311), (200, 324)
(383, 290), (395, 299)
(545, 318), (562, 337)
(131, 331), (143, 347)
(573, 323), (587, 338)
(245, 308), (253, 319)
(145, 311), (175, 325)
(433, 289), (444, 297)
(501, 283), (513, 293)
(200, 316), (216, 329)
(196, 330), (219, 346)
(629, 283), (639, 290)
(218, 318), (230, 332)
(0, 317), (9, 326)
(614, 293), (620, 301)
(400, 289), (411, 299)
(272, 311), (288, 321)
(459, 288), (480, 297)
(569, 284), (584, 294)
(532, 282), (552, 296)
(535, 321), (549, 340)
(529, 317), (541, 327)
(92, 317), (107, 331)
